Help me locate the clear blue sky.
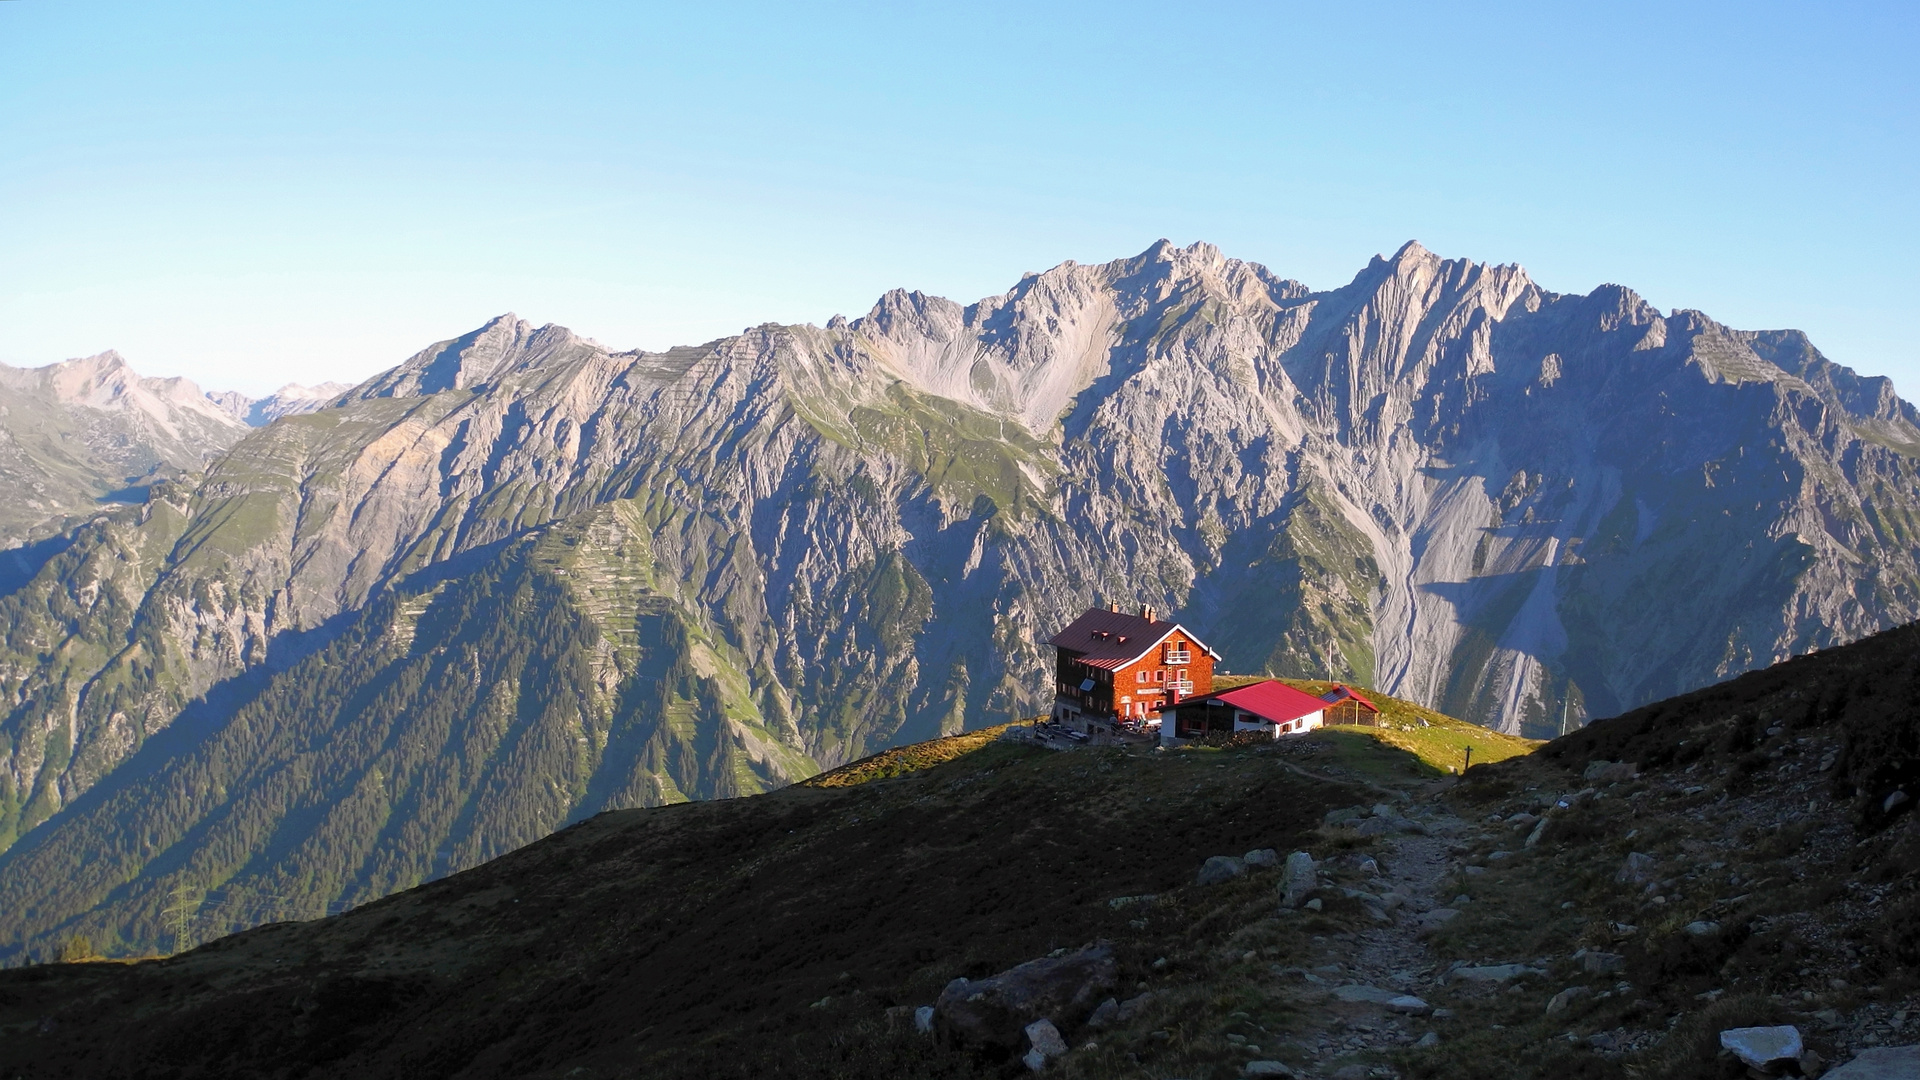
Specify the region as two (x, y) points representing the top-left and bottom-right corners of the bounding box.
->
(1, 1), (1914, 397)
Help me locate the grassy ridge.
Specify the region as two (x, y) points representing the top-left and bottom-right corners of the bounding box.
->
(1212, 674), (1542, 774)
(802, 722), (1020, 787)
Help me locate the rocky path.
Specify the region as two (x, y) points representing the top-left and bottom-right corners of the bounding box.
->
(1287, 792), (1473, 1076)
(1344, 819), (1460, 993)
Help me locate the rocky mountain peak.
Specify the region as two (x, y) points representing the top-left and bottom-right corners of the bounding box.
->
(351, 313), (577, 400)
(18, 350), (242, 434)
(42, 349), (137, 404)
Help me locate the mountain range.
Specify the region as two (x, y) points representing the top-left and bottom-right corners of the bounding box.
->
(2, 239), (1919, 958)
(0, 351), (348, 551)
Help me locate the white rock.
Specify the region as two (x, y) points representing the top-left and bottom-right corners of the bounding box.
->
(1717, 1026), (1803, 1069)
(1279, 852), (1316, 908)
(1024, 1018), (1068, 1070)
(914, 1005), (935, 1032)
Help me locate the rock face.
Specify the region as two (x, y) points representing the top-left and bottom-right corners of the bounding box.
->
(6, 239), (1920, 955)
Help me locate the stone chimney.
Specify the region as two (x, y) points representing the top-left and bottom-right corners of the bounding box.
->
(1109, 602), (1119, 613)
(1141, 605), (1156, 621)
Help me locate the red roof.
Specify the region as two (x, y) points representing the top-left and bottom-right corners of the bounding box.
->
(1046, 608), (1217, 671)
(1183, 680), (1330, 724)
(1320, 684), (1379, 712)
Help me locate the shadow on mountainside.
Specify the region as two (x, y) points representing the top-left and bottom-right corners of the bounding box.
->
(0, 726), (1390, 1078)
(2, 622), (1918, 1079)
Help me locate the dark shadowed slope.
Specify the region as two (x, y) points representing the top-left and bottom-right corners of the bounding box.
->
(4, 623), (1919, 1078)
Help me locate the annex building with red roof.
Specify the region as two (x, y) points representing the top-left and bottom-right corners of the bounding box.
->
(1045, 605), (1218, 733)
(1165, 679), (1334, 742)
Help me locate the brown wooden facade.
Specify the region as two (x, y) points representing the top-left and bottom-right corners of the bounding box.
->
(1047, 608), (1217, 730)
(1320, 684), (1380, 726)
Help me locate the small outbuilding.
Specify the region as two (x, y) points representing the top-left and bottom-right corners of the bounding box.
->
(1165, 680), (1330, 743)
(1320, 683), (1380, 726)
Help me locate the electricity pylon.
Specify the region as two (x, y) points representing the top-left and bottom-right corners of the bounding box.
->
(165, 880), (197, 955)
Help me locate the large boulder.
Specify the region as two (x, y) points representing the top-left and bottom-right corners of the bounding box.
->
(1198, 855), (1248, 886)
(1279, 852), (1317, 908)
(934, 944), (1118, 1054)
(1323, 806), (1367, 827)
(1332, 984), (1401, 1005)
(1616, 852), (1657, 885)
(1580, 950), (1625, 975)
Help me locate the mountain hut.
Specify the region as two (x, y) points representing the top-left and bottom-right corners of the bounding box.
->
(1046, 606), (1218, 735)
